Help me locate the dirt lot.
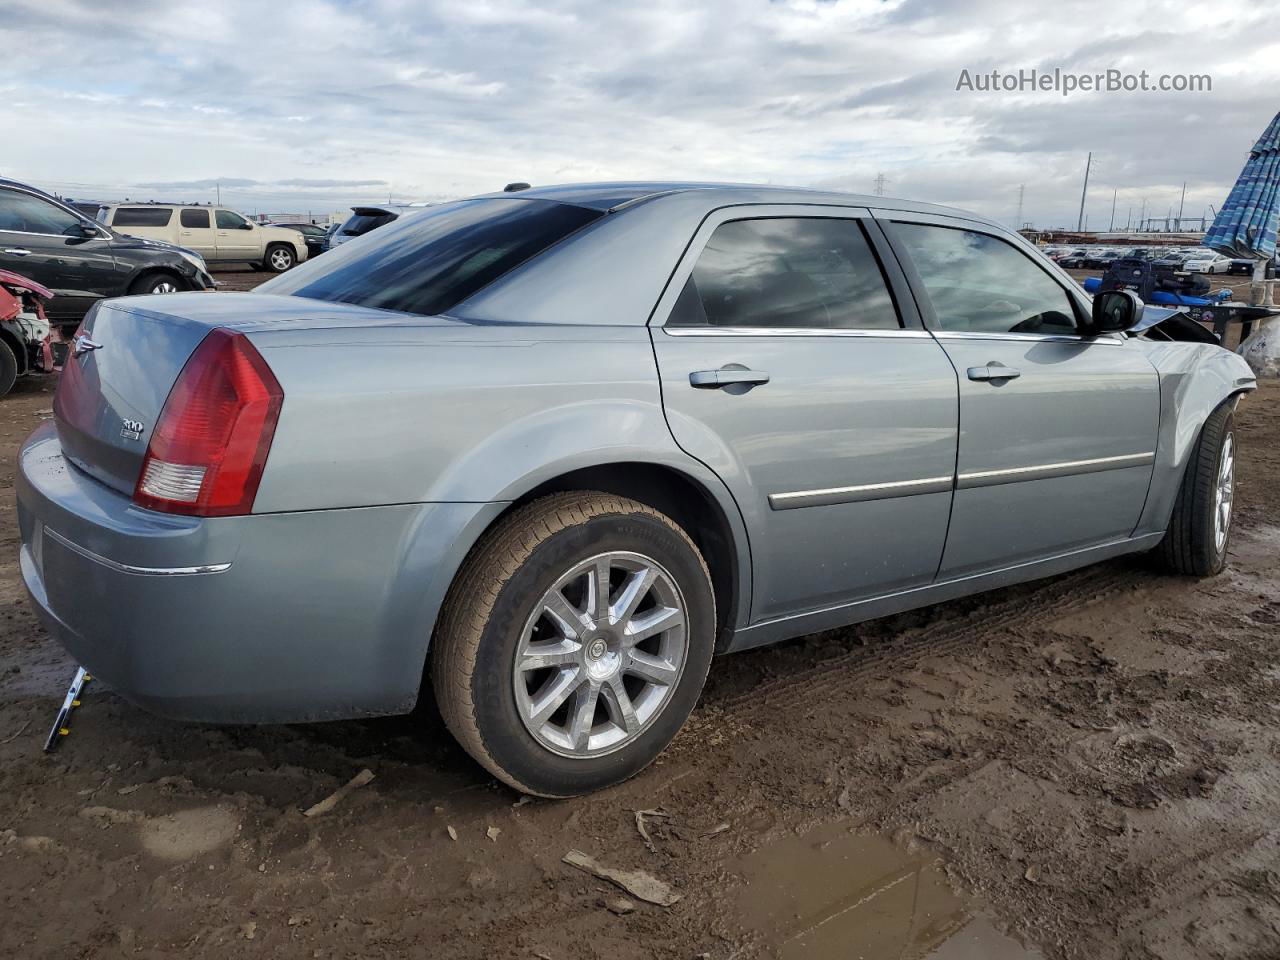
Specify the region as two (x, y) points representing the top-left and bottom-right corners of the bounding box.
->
(1, 275), (1279, 959)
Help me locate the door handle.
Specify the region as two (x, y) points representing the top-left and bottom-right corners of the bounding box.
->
(966, 363), (1021, 382)
(690, 367), (771, 389)
(3, 248), (31, 256)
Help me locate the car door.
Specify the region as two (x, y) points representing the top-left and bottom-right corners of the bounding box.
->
(650, 207), (959, 624)
(881, 215), (1160, 579)
(177, 207), (217, 259)
(0, 186), (120, 324)
(214, 208), (256, 260)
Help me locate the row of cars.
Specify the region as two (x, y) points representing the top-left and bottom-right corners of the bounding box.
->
(1043, 244), (1257, 275)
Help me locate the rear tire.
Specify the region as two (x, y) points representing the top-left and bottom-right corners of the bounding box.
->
(265, 244), (296, 273)
(432, 492), (716, 797)
(0, 339), (18, 397)
(1156, 402), (1236, 576)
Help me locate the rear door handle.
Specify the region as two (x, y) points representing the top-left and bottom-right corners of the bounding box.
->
(966, 363), (1021, 382)
(3, 248), (31, 256)
(690, 367), (771, 389)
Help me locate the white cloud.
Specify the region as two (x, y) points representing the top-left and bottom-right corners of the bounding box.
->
(0, 0), (1275, 227)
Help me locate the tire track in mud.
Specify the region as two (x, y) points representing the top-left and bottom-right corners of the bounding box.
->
(718, 564), (1141, 719)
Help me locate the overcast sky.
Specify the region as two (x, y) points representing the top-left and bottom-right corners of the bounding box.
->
(2, 0), (1277, 228)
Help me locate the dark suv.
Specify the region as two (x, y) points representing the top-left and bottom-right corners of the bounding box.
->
(0, 178), (214, 330)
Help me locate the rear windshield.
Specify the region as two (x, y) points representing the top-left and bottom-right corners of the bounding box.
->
(112, 207), (173, 227)
(340, 211), (397, 236)
(258, 198), (603, 317)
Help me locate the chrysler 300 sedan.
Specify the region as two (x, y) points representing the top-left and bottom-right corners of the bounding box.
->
(17, 183), (1256, 796)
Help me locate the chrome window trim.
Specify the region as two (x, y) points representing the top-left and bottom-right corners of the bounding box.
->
(957, 452), (1154, 489)
(769, 475), (953, 510)
(44, 528), (232, 577)
(931, 330), (1125, 345)
(663, 326), (933, 339)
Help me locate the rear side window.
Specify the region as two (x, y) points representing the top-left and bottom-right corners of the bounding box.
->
(112, 207), (173, 227)
(668, 217), (901, 330)
(258, 198), (603, 317)
(181, 208), (211, 228)
(895, 223), (1079, 335)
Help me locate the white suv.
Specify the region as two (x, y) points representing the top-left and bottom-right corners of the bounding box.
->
(97, 204), (308, 272)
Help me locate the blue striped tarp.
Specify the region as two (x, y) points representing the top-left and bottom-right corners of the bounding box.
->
(1204, 110), (1280, 261)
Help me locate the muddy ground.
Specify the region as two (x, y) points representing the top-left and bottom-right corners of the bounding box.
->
(1, 278), (1279, 959)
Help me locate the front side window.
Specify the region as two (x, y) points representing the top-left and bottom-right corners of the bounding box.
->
(0, 191), (86, 235)
(257, 198), (602, 317)
(215, 209), (249, 229)
(895, 223), (1079, 335)
(668, 217), (901, 330)
(111, 207), (173, 227)
(181, 208), (211, 228)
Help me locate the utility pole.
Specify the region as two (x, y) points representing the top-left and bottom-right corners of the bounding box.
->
(1177, 181), (1186, 228)
(1125, 206), (1132, 230)
(1076, 152), (1091, 232)
(1015, 184), (1024, 228)
(1109, 189), (1117, 232)
(873, 172), (887, 197)
(216, 181), (221, 205)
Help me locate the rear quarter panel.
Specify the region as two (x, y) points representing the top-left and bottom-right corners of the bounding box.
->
(248, 321), (753, 629)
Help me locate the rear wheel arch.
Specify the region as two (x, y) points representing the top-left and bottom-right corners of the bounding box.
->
(502, 462), (745, 647)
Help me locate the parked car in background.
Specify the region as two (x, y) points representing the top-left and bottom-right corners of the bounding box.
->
(270, 222), (329, 258)
(1056, 248), (1093, 268)
(1182, 250), (1233, 274)
(1227, 255), (1278, 277)
(18, 182), (1256, 797)
(1084, 250), (1123, 270)
(1151, 249), (1194, 269)
(0, 269), (62, 396)
(0, 178), (213, 329)
(98, 203), (308, 272)
(328, 202), (433, 249)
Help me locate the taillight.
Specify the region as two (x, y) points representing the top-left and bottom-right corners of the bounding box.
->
(133, 328), (283, 517)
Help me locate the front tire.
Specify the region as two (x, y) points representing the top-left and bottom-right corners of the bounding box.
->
(432, 492), (716, 797)
(0, 338), (18, 397)
(130, 273), (183, 295)
(265, 244), (296, 273)
(1156, 402), (1236, 576)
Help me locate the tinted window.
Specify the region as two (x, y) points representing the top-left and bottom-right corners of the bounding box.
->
(181, 208), (211, 228)
(258, 198), (602, 317)
(215, 209), (248, 229)
(339, 211), (397, 236)
(668, 218), (901, 330)
(0, 191), (88, 235)
(894, 223), (1078, 335)
(111, 207), (173, 227)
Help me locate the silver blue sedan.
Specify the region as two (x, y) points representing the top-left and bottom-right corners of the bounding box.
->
(16, 183), (1256, 796)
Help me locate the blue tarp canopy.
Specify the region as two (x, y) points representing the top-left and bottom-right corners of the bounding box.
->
(1204, 110), (1280, 261)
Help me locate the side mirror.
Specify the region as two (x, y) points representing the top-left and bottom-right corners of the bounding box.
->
(1091, 289), (1144, 335)
(240, 222), (254, 230)
(78, 222), (100, 238)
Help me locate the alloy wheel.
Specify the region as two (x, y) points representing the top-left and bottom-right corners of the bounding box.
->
(1214, 433), (1235, 552)
(513, 551), (687, 758)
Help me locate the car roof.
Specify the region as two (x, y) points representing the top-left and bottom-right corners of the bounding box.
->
(469, 181), (997, 225)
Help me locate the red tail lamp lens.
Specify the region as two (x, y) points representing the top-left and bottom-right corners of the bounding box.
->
(133, 328), (283, 516)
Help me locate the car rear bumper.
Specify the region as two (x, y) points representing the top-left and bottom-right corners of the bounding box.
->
(17, 422), (495, 724)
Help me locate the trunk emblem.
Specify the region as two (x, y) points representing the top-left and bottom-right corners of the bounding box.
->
(73, 335), (102, 357)
(121, 418), (145, 441)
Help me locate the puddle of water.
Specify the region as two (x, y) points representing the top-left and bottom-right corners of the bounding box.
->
(733, 823), (1041, 960)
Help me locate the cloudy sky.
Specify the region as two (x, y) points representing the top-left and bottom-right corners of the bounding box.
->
(2, 0), (1277, 228)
